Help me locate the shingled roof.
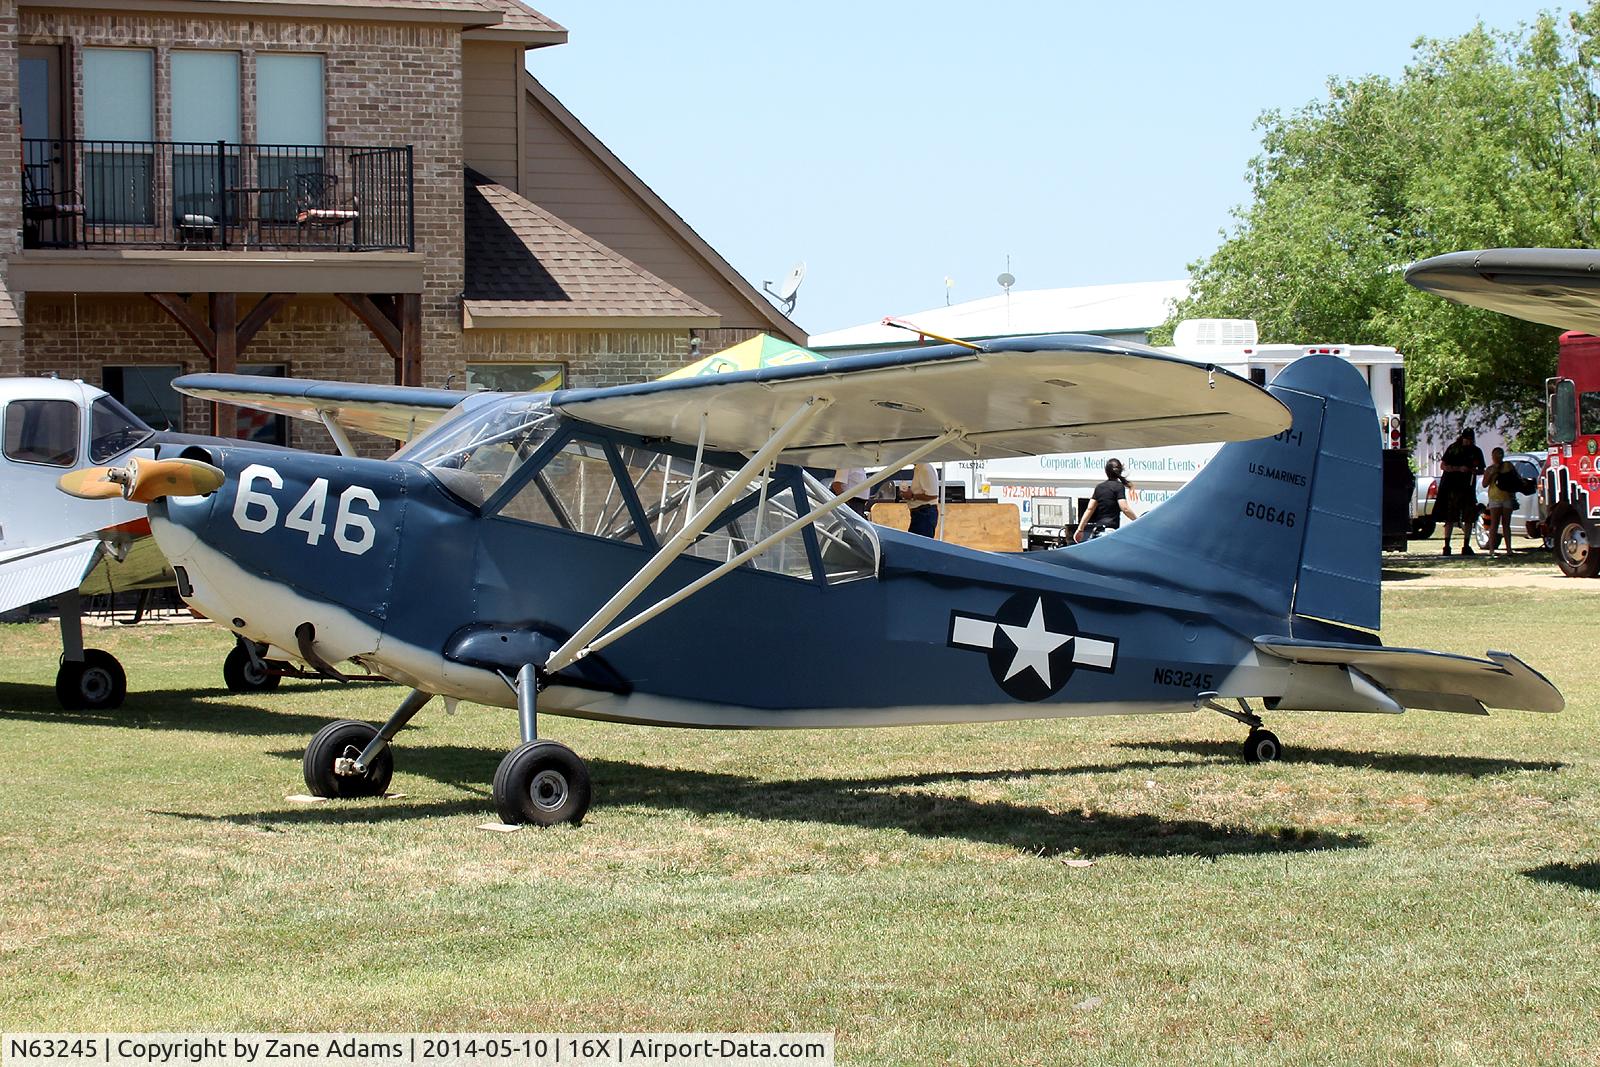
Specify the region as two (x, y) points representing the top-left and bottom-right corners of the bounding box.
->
(463, 171), (720, 329)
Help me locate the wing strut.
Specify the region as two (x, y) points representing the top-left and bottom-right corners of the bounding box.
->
(551, 428), (964, 672)
(543, 397), (832, 675)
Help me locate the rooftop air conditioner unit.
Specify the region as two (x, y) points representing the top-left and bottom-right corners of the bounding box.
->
(1172, 318), (1259, 348)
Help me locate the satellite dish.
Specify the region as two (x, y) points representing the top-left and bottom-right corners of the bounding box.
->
(998, 272), (1015, 292)
(763, 261), (807, 315)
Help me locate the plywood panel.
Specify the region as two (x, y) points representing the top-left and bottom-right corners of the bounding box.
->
(868, 503), (1024, 553)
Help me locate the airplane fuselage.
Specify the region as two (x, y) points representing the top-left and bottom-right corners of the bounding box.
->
(150, 438), (1293, 729)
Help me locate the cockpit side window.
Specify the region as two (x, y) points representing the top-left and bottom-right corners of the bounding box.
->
(497, 435), (645, 545)
(88, 395), (153, 462)
(4, 399), (80, 467)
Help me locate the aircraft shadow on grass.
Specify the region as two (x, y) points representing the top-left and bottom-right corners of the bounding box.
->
(157, 744), (1368, 861)
(1116, 739), (1564, 778)
(0, 680), (371, 738)
(1523, 861), (1600, 892)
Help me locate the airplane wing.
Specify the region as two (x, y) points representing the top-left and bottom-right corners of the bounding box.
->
(172, 374), (467, 443)
(0, 537), (103, 615)
(1255, 636), (1564, 715)
(1404, 248), (1600, 333)
(549, 334), (1292, 465)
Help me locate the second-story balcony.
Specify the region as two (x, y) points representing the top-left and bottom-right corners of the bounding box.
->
(22, 139), (414, 253)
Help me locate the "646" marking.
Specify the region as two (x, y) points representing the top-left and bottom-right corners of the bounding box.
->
(232, 463), (379, 555)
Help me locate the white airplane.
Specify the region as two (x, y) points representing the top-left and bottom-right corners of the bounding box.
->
(0, 376), (290, 708)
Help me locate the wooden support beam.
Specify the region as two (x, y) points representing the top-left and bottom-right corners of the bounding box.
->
(237, 293), (292, 355)
(335, 293), (403, 360)
(210, 293), (238, 437)
(398, 292), (422, 386)
(147, 293), (216, 360)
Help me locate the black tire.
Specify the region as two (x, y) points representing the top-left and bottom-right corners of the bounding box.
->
(55, 649), (127, 711)
(303, 719), (393, 798)
(1243, 729), (1282, 764)
(224, 642), (282, 692)
(1555, 517), (1600, 578)
(1410, 518), (1436, 540)
(493, 740), (592, 826)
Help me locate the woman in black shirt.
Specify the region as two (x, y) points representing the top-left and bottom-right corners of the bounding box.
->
(1073, 458), (1139, 542)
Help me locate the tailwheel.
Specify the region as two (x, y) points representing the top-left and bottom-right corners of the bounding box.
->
(224, 641), (283, 693)
(303, 719), (393, 798)
(56, 649), (127, 711)
(1243, 729), (1282, 764)
(493, 740), (591, 827)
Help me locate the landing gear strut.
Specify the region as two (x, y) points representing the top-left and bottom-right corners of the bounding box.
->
(1197, 692), (1283, 763)
(492, 663), (592, 827)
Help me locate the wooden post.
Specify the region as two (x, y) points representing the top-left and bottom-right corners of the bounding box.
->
(210, 292), (238, 436)
(399, 292), (422, 386)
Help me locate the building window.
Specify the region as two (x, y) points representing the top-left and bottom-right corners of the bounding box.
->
(171, 51), (242, 229)
(257, 53), (326, 217)
(4, 400), (80, 467)
(466, 362), (565, 393)
(104, 365), (183, 432)
(236, 364), (289, 446)
(82, 48), (155, 225)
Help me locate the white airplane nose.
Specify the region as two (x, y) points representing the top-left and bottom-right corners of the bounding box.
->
(148, 509), (199, 561)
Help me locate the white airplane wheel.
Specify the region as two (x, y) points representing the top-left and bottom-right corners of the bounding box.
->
(493, 740), (591, 827)
(224, 642), (282, 693)
(303, 719), (393, 798)
(1243, 729), (1282, 764)
(56, 649), (127, 711)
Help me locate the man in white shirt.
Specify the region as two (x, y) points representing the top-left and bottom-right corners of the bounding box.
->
(903, 462), (939, 537)
(831, 466), (872, 517)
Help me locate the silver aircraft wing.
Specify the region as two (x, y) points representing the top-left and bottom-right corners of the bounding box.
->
(548, 334), (1293, 465)
(173, 374), (468, 443)
(1405, 248), (1600, 333)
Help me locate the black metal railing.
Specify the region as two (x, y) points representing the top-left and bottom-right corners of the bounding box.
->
(21, 138), (414, 252)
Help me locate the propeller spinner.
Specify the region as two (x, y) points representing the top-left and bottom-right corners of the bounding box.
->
(59, 456), (226, 503)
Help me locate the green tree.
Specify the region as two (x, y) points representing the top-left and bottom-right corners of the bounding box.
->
(1157, 7), (1600, 447)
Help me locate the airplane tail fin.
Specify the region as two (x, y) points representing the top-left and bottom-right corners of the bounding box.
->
(1064, 354), (1382, 635)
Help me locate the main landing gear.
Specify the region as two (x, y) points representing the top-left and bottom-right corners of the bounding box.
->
(1198, 693), (1283, 763)
(299, 663), (593, 826)
(54, 591), (126, 711)
(224, 638), (287, 693)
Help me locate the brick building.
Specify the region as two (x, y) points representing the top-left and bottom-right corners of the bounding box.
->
(2, 0), (801, 449)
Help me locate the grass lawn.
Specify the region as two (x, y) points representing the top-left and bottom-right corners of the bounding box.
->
(1, 569), (1596, 1064)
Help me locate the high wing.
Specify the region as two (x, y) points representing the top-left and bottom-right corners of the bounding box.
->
(549, 334), (1292, 464)
(1404, 248), (1600, 333)
(1256, 637), (1564, 715)
(173, 374), (467, 443)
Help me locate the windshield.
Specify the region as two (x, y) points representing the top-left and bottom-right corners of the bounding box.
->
(393, 392), (560, 506)
(88, 395), (153, 463)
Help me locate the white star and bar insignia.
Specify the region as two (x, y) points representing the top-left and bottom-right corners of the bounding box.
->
(948, 593), (1118, 701)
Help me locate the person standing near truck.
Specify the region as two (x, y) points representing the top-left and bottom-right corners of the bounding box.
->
(1482, 446), (1518, 556)
(1437, 429), (1486, 556)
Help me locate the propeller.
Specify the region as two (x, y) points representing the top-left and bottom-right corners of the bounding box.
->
(59, 457), (226, 503)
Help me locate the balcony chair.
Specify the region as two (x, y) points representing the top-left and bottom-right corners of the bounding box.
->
(21, 163), (85, 248)
(293, 172), (360, 246)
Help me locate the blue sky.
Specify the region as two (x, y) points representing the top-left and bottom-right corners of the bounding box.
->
(529, 1), (1557, 337)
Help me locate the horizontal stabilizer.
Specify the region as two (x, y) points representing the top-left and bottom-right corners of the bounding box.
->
(0, 539), (101, 615)
(173, 374), (467, 442)
(551, 335), (1291, 465)
(1256, 637), (1564, 714)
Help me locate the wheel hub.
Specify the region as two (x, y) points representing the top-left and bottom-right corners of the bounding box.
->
(80, 668), (112, 703)
(1564, 524), (1589, 565)
(529, 768), (569, 812)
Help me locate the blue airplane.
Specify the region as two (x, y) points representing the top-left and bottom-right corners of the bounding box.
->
(59, 336), (1564, 826)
